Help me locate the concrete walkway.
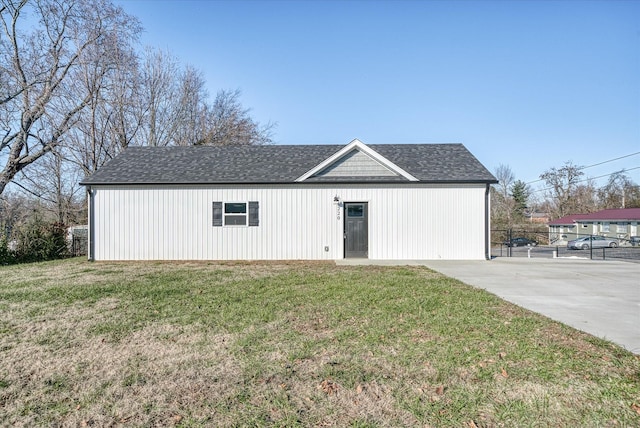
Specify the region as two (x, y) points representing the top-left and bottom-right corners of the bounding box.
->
(337, 257), (640, 354)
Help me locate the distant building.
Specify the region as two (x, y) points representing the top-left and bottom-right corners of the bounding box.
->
(525, 211), (550, 224)
(548, 208), (640, 245)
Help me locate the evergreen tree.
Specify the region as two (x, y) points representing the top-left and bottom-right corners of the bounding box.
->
(510, 180), (529, 217)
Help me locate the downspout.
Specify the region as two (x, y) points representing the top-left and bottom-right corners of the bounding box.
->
(87, 186), (95, 262)
(485, 183), (491, 260)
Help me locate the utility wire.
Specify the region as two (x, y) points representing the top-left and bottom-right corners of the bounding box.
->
(526, 151), (640, 185)
(530, 166), (640, 194)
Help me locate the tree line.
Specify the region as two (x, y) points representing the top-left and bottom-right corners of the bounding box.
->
(492, 162), (640, 231)
(0, 0), (275, 261)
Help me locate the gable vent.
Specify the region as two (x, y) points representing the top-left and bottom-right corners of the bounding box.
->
(313, 149), (398, 178)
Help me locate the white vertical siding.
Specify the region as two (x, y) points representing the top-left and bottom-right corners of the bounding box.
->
(91, 184), (488, 261)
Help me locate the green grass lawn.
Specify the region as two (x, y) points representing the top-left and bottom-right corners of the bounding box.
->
(0, 259), (638, 427)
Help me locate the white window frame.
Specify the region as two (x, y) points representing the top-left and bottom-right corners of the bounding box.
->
(601, 222), (610, 233)
(617, 223), (628, 233)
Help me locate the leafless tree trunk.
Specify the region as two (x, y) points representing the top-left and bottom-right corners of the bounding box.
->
(65, 25), (142, 176)
(598, 171), (640, 209)
(138, 57), (275, 147)
(0, 0), (140, 195)
(141, 48), (180, 147)
(200, 89), (275, 146)
(492, 164), (517, 228)
(540, 161), (588, 218)
(16, 148), (84, 224)
(172, 66), (209, 146)
(0, 191), (30, 239)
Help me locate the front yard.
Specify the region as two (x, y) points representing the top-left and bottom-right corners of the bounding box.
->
(0, 259), (638, 426)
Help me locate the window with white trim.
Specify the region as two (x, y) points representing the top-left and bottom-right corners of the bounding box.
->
(617, 223), (628, 233)
(225, 202), (247, 225)
(601, 222), (610, 233)
(213, 201), (259, 227)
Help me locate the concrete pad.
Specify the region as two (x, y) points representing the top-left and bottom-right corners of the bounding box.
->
(337, 258), (640, 354)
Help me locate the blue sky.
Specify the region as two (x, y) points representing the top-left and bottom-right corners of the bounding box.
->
(116, 0), (640, 190)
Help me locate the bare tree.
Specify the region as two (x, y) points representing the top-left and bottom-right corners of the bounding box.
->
(539, 161), (589, 218)
(1, 0), (276, 202)
(141, 48), (180, 147)
(491, 164), (517, 228)
(138, 54), (276, 147)
(0, 190), (49, 241)
(0, 191), (29, 239)
(0, 0), (140, 195)
(200, 89), (275, 146)
(16, 148), (84, 224)
(107, 49), (147, 152)
(598, 171), (640, 209)
(172, 65), (209, 146)
(572, 180), (598, 214)
(65, 21), (142, 176)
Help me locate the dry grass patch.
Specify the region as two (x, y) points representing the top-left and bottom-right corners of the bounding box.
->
(2, 302), (240, 427)
(0, 259), (639, 427)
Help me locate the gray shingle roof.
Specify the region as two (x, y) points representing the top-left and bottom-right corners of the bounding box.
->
(81, 143), (497, 185)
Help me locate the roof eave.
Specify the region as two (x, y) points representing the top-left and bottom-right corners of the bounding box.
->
(82, 179), (498, 186)
(577, 218), (640, 222)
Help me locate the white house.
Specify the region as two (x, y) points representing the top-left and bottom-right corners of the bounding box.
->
(81, 139), (497, 261)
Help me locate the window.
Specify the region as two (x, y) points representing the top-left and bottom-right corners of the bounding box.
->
(617, 224), (628, 233)
(601, 222), (610, 233)
(213, 201), (259, 227)
(347, 204), (364, 217)
(225, 202), (247, 225)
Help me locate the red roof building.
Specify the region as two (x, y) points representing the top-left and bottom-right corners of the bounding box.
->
(548, 208), (640, 245)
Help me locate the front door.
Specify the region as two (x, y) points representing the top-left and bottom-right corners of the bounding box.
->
(344, 202), (368, 258)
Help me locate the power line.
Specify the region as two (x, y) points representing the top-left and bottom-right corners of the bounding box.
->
(530, 166), (640, 194)
(581, 151), (640, 170)
(526, 151), (640, 185)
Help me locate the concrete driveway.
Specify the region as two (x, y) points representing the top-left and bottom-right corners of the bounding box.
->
(338, 257), (640, 354)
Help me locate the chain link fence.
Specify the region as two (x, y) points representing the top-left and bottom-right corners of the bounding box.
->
(69, 226), (88, 257)
(492, 229), (640, 262)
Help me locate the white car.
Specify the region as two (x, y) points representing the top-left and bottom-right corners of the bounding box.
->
(567, 236), (618, 250)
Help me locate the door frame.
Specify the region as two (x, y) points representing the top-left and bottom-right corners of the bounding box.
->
(343, 201), (369, 258)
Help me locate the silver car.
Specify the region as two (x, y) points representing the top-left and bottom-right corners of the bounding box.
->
(567, 236), (619, 250)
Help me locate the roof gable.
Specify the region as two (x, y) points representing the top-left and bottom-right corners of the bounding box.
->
(312, 148), (398, 178)
(295, 139), (418, 182)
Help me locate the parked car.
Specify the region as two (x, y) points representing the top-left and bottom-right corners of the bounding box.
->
(567, 236), (618, 250)
(504, 237), (538, 247)
(630, 236), (640, 247)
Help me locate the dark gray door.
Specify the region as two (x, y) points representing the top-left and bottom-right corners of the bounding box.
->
(344, 202), (368, 258)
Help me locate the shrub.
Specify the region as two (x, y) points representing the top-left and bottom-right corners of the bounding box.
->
(0, 235), (15, 265)
(13, 217), (68, 263)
